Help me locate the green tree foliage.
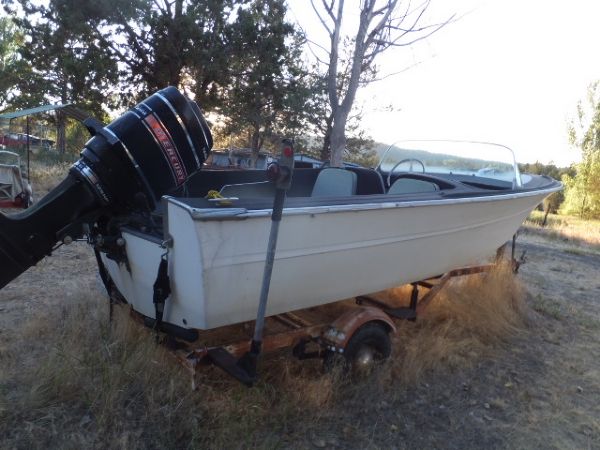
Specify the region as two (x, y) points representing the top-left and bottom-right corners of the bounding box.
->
(518, 161), (574, 220)
(84, 0), (237, 108)
(519, 161), (575, 182)
(1, 0), (326, 159)
(0, 15), (29, 108)
(218, 0), (312, 161)
(562, 81), (600, 219)
(4, 0), (119, 115)
(4, 0), (120, 152)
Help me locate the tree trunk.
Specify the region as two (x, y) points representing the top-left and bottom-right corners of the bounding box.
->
(250, 124), (261, 168)
(57, 82), (68, 154)
(320, 114), (333, 162)
(329, 124), (345, 167)
(542, 206), (550, 227)
(580, 192), (588, 219)
(329, 108), (351, 167)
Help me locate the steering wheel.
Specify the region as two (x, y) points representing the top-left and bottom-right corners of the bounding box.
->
(386, 158), (426, 187)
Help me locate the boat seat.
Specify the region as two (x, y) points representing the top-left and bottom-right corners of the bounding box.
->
(346, 167), (385, 194)
(311, 168), (358, 197)
(219, 181), (274, 198)
(388, 178), (439, 195)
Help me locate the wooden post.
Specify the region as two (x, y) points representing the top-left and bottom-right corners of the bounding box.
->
(56, 109), (66, 154)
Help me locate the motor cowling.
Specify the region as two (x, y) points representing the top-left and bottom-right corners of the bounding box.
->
(0, 86), (212, 289)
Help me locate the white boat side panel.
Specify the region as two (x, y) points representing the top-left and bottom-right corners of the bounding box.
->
(105, 191), (549, 330)
(189, 192), (546, 329)
(166, 203), (207, 328)
(100, 233), (162, 319)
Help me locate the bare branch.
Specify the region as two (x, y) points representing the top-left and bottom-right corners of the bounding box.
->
(322, 0), (337, 22)
(306, 38), (331, 58)
(326, 0), (344, 109)
(364, 58), (427, 84)
(289, 9), (331, 65)
(310, 0), (453, 166)
(364, 0), (399, 49)
(385, 14), (456, 48)
(305, 40), (331, 66)
(310, 0), (333, 36)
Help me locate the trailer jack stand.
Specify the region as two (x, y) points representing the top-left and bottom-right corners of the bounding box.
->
(207, 347), (256, 387)
(237, 340), (261, 380)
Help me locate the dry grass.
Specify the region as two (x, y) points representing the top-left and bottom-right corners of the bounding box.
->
(524, 210), (600, 250)
(29, 160), (72, 197)
(383, 262), (527, 384)
(0, 158), (539, 447)
(0, 262), (528, 449)
(0, 292), (343, 449)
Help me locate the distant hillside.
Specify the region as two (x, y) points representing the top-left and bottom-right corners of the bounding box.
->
(373, 141), (512, 171)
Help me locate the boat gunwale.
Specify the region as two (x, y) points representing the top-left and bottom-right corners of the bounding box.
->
(166, 181), (563, 221)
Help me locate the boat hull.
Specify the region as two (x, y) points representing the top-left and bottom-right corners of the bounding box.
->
(102, 189), (556, 330)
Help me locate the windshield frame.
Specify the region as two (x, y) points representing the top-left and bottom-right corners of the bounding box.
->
(376, 140), (522, 188)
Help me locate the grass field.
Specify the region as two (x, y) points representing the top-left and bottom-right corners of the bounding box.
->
(1, 165), (600, 448)
(524, 210), (600, 251)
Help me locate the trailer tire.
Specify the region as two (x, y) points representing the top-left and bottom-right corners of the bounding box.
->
(324, 321), (391, 375)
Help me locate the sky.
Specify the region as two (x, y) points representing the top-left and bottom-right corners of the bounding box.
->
(288, 0), (600, 166)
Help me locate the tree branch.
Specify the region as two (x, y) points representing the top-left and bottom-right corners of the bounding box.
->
(305, 39), (330, 66)
(364, 58), (426, 84)
(310, 0), (333, 36)
(326, 0), (344, 109)
(152, 0), (169, 16)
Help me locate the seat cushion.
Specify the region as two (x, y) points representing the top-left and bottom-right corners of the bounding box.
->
(311, 168), (358, 197)
(388, 178), (438, 195)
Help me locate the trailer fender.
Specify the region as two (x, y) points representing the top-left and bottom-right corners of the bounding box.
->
(323, 306), (396, 350)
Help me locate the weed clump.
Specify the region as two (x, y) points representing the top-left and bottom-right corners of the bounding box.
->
(385, 262), (527, 383)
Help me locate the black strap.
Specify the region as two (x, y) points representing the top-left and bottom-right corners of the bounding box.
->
(152, 254), (171, 338)
(93, 247), (114, 321)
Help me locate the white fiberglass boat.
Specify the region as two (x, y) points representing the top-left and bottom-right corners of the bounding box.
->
(0, 88), (562, 382)
(99, 140), (561, 332)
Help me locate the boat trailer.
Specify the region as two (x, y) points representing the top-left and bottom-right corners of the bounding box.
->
(122, 261), (504, 389)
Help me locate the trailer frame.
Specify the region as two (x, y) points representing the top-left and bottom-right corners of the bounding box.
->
(121, 261), (500, 388)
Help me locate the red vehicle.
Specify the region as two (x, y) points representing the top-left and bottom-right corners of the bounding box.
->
(0, 133), (53, 151)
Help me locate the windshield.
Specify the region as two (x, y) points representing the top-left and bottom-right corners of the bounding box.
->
(377, 140), (522, 188)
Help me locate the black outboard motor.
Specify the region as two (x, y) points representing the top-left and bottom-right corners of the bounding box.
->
(0, 86), (212, 289)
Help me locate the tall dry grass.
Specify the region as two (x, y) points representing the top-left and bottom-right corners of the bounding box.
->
(524, 211), (600, 250)
(0, 293), (342, 449)
(5, 147), (76, 197)
(385, 262), (527, 384)
(0, 263), (528, 448)
(29, 160), (73, 196)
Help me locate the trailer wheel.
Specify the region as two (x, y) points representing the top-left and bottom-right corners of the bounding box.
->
(324, 321), (391, 375)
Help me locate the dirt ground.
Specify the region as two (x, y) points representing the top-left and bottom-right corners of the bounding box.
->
(0, 212), (599, 448)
